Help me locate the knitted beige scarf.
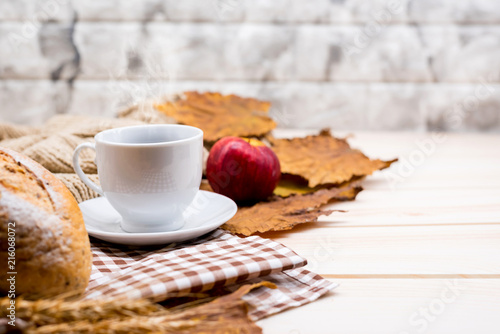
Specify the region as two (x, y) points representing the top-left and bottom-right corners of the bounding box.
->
(0, 106), (177, 203)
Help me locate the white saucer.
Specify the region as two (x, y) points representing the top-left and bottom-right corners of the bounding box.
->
(79, 190), (237, 246)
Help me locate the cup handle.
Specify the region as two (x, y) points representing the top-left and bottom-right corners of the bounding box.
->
(72, 142), (104, 196)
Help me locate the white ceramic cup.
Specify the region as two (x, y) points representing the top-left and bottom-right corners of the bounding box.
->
(73, 124), (203, 233)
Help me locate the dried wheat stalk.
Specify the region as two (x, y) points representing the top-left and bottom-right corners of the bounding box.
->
(0, 282), (275, 334)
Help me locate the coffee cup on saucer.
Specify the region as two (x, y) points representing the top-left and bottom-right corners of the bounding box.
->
(73, 124), (203, 233)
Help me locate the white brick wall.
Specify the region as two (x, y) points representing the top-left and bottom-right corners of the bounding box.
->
(0, 0), (499, 131)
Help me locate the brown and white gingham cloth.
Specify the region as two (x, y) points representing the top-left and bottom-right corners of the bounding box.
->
(84, 229), (337, 320)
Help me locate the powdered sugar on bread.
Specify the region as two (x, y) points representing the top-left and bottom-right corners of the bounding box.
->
(0, 147), (92, 298)
(0, 189), (63, 239)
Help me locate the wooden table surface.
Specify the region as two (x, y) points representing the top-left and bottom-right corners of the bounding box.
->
(257, 131), (500, 334)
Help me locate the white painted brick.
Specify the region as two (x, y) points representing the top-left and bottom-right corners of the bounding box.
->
(329, 0), (411, 24)
(223, 24), (295, 80)
(241, 0), (290, 23)
(0, 23), (51, 79)
(366, 83), (427, 131)
(330, 25), (433, 82)
(257, 83), (329, 128)
(288, 0), (331, 23)
(294, 25), (330, 81)
(2, 78), (499, 131)
(425, 84), (500, 132)
(66, 80), (262, 119)
(74, 23), (142, 79)
(67, 80), (122, 118)
(409, 0), (500, 24)
(150, 23), (225, 80)
(62, 80), (500, 131)
(0, 21), (79, 80)
(242, 0), (330, 23)
(65, 81), (369, 129)
(331, 0), (500, 25)
(76, 23), (296, 81)
(74, 0), (240, 22)
(74, 0), (167, 22)
(0, 0), (73, 22)
(461, 89), (500, 132)
(74, 23), (225, 80)
(420, 26), (500, 83)
(311, 83), (369, 130)
(0, 80), (69, 125)
(3, 22), (500, 85)
(167, 0), (243, 22)
(77, 1), (500, 24)
(2, 0), (500, 24)
(1, 0), (500, 133)
(261, 83), (369, 130)
(0, 1), (31, 21)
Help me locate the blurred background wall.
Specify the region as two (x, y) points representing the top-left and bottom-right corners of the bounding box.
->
(0, 0), (499, 131)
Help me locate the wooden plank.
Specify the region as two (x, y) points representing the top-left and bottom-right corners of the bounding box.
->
(321, 188), (500, 226)
(366, 160), (500, 191)
(258, 279), (500, 334)
(273, 131), (500, 161)
(272, 130), (500, 225)
(273, 130), (500, 190)
(263, 225), (500, 276)
(258, 131), (500, 333)
(362, 172), (500, 191)
(264, 131), (500, 333)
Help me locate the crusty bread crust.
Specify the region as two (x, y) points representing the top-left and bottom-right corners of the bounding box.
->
(0, 147), (92, 299)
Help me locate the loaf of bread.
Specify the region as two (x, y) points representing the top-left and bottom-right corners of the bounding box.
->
(0, 147), (92, 299)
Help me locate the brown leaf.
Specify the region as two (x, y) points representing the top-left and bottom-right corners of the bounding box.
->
(273, 179), (319, 197)
(221, 182), (363, 236)
(273, 175), (365, 198)
(155, 92), (276, 142)
(1, 282), (275, 334)
(270, 129), (397, 188)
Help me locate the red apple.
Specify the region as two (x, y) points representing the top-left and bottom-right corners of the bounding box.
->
(206, 137), (281, 202)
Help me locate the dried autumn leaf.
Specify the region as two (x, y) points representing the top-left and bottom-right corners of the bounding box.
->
(273, 179), (319, 197)
(222, 182), (363, 236)
(155, 92), (276, 142)
(0, 282), (275, 334)
(273, 175), (365, 198)
(270, 130), (397, 188)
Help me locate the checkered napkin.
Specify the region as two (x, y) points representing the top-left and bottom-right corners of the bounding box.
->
(84, 229), (337, 320)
